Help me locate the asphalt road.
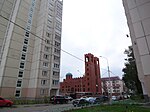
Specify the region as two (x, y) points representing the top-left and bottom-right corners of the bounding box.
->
(0, 103), (77, 112)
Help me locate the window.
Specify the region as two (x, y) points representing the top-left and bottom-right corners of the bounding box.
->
(55, 34), (61, 40)
(52, 80), (59, 85)
(15, 90), (21, 97)
(41, 80), (47, 85)
(25, 31), (29, 37)
(18, 70), (23, 77)
(54, 63), (59, 68)
(17, 79), (22, 87)
(24, 38), (28, 44)
(43, 62), (48, 67)
(40, 89), (47, 95)
(55, 21), (61, 31)
(20, 62), (25, 69)
(42, 70), (48, 76)
(45, 39), (50, 44)
(22, 45), (27, 52)
(54, 55), (60, 61)
(54, 48), (60, 54)
(44, 46), (50, 52)
(48, 14), (52, 19)
(46, 32), (50, 37)
(86, 57), (89, 62)
(53, 71), (59, 76)
(43, 54), (49, 59)
(55, 41), (60, 47)
(21, 53), (26, 60)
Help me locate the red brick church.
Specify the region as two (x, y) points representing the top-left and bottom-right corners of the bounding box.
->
(60, 53), (102, 98)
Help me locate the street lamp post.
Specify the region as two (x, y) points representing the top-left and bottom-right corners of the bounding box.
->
(99, 56), (112, 104)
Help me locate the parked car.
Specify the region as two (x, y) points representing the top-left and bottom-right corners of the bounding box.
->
(92, 95), (109, 104)
(85, 97), (96, 104)
(111, 96), (117, 101)
(0, 96), (13, 107)
(72, 99), (90, 107)
(50, 95), (68, 104)
(65, 96), (73, 101)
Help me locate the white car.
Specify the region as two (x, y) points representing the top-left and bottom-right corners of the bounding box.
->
(111, 96), (117, 101)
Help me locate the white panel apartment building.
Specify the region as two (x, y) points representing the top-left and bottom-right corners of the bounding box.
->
(101, 76), (124, 96)
(122, 0), (150, 100)
(0, 0), (63, 99)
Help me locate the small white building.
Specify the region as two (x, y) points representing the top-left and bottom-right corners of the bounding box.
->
(101, 76), (124, 96)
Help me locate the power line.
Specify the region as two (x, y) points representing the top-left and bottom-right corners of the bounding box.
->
(0, 14), (107, 72)
(0, 14), (84, 61)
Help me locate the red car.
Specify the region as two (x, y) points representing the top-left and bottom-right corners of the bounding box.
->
(0, 96), (13, 107)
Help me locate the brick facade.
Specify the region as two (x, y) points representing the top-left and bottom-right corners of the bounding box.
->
(60, 53), (102, 97)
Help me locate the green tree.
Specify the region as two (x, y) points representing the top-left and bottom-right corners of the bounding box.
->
(122, 46), (143, 94)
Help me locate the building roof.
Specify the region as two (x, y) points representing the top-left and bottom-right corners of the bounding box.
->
(101, 76), (121, 81)
(66, 72), (73, 76)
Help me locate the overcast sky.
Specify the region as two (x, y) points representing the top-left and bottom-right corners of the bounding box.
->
(60, 0), (131, 81)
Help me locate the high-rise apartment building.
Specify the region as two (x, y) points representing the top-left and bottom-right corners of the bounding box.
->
(0, 0), (63, 99)
(122, 0), (150, 100)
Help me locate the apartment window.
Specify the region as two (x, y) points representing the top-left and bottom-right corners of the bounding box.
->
(54, 55), (59, 61)
(48, 19), (52, 24)
(42, 70), (48, 76)
(55, 34), (61, 40)
(46, 32), (50, 37)
(55, 21), (61, 31)
(43, 54), (49, 60)
(52, 80), (59, 85)
(44, 46), (50, 52)
(43, 62), (48, 67)
(47, 25), (51, 30)
(25, 31), (29, 37)
(15, 90), (21, 97)
(24, 38), (28, 44)
(49, 3), (53, 7)
(41, 80), (47, 85)
(20, 62), (25, 69)
(21, 53), (26, 60)
(45, 39), (50, 44)
(40, 89), (46, 95)
(54, 41), (60, 47)
(54, 48), (60, 54)
(18, 70), (23, 77)
(54, 63), (59, 68)
(22, 45), (27, 52)
(48, 14), (52, 19)
(53, 71), (59, 76)
(17, 79), (22, 87)
(49, 8), (53, 12)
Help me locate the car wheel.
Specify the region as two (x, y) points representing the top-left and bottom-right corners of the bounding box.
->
(56, 101), (60, 104)
(6, 103), (12, 107)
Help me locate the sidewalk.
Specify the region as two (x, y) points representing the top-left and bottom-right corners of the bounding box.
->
(15, 103), (51, 108)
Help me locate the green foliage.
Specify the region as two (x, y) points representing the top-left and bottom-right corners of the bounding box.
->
(122, 46), (143, 94)
(64, 105), (150, 112)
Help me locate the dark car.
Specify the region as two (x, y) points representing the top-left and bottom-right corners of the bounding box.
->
(72, 99), (90, 107)
(0, 96), (13, 107)
(94, 96), (109, 104)
(50, 95), (68, 104)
